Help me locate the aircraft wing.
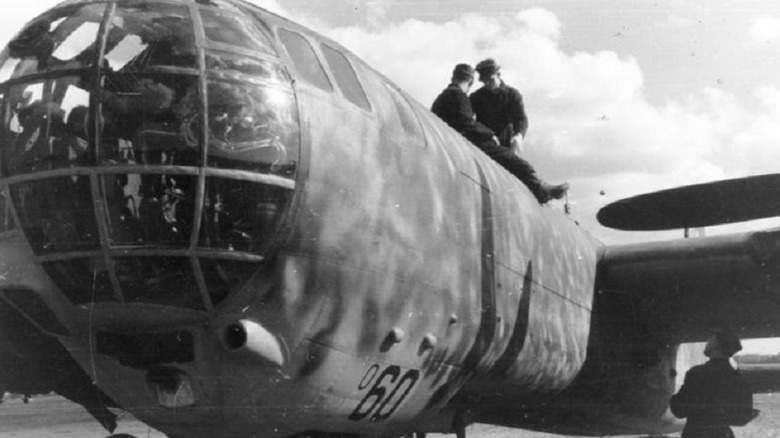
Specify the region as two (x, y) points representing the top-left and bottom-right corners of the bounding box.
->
(598, 229), (780, 343)
(597, 174), (780, 344)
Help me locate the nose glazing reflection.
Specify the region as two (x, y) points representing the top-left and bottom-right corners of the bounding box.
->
(0, 0), (299, 311)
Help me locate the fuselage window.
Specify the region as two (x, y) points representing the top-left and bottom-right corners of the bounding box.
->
(384, 84), (422, 137)
(320, 44), (371, 111)
(277, 29), (332, 92)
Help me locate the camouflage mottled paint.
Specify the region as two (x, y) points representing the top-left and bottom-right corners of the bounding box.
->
(0, 2), (603, 437)
(217, 11), (602, 436)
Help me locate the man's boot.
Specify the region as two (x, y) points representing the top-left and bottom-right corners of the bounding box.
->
(538, 182), (569, 204)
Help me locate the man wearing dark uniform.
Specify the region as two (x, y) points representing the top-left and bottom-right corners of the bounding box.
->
(431, 63), (566, 204)
(431, 64), (498, 148)
(670, 327), (756, 438)
(470, 58), (528, 151)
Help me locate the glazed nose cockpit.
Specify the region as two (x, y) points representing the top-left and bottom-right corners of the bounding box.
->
(0, 0), (298, 311)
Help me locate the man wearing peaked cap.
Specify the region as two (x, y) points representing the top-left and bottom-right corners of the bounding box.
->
(431, 62), (564, 203)
(475, 58), (500, 76)
(431, 63), (500, 152)
(472, 58), (522, 148)
(451, 57), (568, 203)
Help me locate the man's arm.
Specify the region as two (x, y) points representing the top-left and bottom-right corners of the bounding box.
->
(454, 91), (495, 143)
(725, 372), (756, 426)
(509, 89), (529, 139)
(670, 368), (704, 419)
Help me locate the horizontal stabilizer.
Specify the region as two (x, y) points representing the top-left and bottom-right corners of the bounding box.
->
(598, 174), (780, 230)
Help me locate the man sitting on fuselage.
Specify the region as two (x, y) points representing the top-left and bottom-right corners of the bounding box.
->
(431, 63), (566, 204)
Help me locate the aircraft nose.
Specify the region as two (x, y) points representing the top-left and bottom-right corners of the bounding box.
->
(0, 0), (300, 313)
(222, 319), (285, 366)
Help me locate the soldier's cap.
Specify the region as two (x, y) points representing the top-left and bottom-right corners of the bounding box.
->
(710, 326), (742, 356)
(452, 63), (475, 80)
(475, 58), (500, 76)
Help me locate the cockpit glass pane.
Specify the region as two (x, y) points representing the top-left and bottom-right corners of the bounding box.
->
(0, 4), (106, 83)
(105, 4), (198, 71)
(200, 9), (276, 56)
(0, 185), (14, 232)
(3, 77), (93, 176)
(103, 174), (198, 248)
(206, 80), (297, 176)
(10, 177), (99, 255)
(99, 73), (200, 167)
(43, 256), (116, 304)
(199, 178), (290, 254)
(200, 258), (261, 307)
(115, 256), (205, 310)
(206, 50), (289, 84)
(42, 258), (116, 304)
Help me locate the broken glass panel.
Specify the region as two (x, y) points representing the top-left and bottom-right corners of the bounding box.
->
(205, 80), (298, 175)
(0, 4), (106, 82)
(104, 4), (198, 71)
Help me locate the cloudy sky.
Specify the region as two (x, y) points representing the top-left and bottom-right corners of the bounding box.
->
(5, 1), (780, 353)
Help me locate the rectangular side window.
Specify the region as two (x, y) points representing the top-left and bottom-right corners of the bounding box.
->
(385, 84), (422, 138)
(321, 45), (371, 111)
(278, 29), (332, 92)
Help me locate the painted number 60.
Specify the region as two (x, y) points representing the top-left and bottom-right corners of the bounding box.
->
(348, 364), (420, 422)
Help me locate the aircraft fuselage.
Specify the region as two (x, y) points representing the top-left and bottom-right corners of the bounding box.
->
(0, 2), (612, 437)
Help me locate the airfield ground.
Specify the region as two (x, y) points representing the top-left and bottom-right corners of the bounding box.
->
(0, 394), (777, 438)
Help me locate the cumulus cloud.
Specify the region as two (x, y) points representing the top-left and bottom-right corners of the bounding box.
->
(515, 8), (561, 41)
(750, 17), (780, 44)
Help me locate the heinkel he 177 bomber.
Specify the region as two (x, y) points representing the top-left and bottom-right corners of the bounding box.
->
(1, 1), (780, 437)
